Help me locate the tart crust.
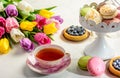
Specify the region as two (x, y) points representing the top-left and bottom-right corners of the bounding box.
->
(63, 28), (90, 41)
(109, 56), (120, 77)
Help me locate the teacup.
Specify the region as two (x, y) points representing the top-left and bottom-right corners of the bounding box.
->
(33, 44), (71, 69)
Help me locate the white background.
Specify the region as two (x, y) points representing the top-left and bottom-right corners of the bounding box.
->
(0, 0), (120, 78)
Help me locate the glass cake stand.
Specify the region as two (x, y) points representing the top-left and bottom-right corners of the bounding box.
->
(79, 15), (120, 60)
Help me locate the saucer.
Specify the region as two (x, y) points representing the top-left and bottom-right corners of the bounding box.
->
(26, 54), (71, 74)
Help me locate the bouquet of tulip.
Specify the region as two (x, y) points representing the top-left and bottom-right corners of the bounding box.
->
(0, 0), (63, 54)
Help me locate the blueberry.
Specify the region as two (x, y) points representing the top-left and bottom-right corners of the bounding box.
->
(77, 28), (81, 32)
(70, 25), (74, 28)
(74, 32), (79, 36)
(67, 28), (71, 32)
(115, 59), (119, 63)
(78, 32), (84, 35)
(114, 64), (119, 69)
(118, 62), (120, 65)
(67, 28), (74, 33)
(69, 32), (74, 35)
(113, 59), (120, 71)
(113, 62), (117, 66)
(73, 30), (77, 33)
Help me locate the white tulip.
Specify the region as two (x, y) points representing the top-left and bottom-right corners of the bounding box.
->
(0, 2), (4, 12)
(17, 1), (34, 12)
(10, 28), (25, 43)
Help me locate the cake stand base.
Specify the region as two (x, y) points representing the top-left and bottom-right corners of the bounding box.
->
(84, 33), (114, 60)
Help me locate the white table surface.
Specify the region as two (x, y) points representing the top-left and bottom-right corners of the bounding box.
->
(1, 0), (120, 78)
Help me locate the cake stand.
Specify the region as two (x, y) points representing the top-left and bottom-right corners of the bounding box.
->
(79, 16), (120, 60)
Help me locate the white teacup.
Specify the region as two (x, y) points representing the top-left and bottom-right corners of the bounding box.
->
(33, 44), (71, 69)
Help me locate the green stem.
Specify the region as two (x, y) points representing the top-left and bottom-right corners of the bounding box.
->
(5, 34), (13, 48)
(47, 34), (54, 41)
(20, 16), (28, 23)
(2, 11), (6, 18)
(15, 17), (22, 21)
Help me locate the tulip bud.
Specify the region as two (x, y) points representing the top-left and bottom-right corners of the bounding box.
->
(20, 21), (37, 31)
(35, 14), (47, 30)
(0, 38), (10, 54)
(43, 22), (57, 35)
(0, 2), (4, 12)
(51, 16), (64, 24)
(20, 38), (34, 51)
(39, 9), (54, 18)
(34, 33), (51, 45)
(5, 17), (19, 33)
(10, 28), (25, 43)
(17, 1), (34, 12)
(5, 4), (18, 17)
(19, 10), (30, 18)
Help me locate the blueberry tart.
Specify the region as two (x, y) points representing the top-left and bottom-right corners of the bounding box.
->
(109, 56), (120, 77)
(63, 25), (90, 41)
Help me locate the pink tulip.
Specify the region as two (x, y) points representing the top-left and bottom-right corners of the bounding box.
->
(0, 16), (6, 27)
(0, 27), (5, 38)
(35, 14), (47, 30)
(5, 17), (19, 33)
(34, 33), (51, 45)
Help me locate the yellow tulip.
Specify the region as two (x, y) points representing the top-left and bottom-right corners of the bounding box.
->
(20, 21), (37, 31)
(43, 22), (57, 34)
(39, 9), (54, 18)
(0, 38), (10, 54)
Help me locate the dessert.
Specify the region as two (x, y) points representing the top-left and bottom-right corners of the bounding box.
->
(80, 7), (91, 16)
(80, 6), (102, 24)
(87, 57), (105, 76)
(80, 1), (120, 25)
(99, 4), (117, 16)
(78, 56), (92, 70)
(99, 4), (117, 19)
(103, 18), (120, 25)
(109, 56), (120, 77)
(116, 9), (120, 19)
(63, 25), (90, 41)
(85, 8), (102, 24)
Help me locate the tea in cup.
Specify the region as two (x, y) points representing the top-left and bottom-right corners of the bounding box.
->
(33, 44), (71, 69)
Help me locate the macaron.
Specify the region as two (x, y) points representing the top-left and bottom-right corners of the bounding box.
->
(102, 11), (118, 19)
(109, 56), (120, 77)
(99, 4), (117, 16)
(80, 7), (91, 16)
(116, 10), (120, 19)
(78, 56), (92, 70)
(99, 4), (117, 19)
(87, 57), (105, 76)
(85, 8), (102, 24)
(103, 18), (120, 25)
